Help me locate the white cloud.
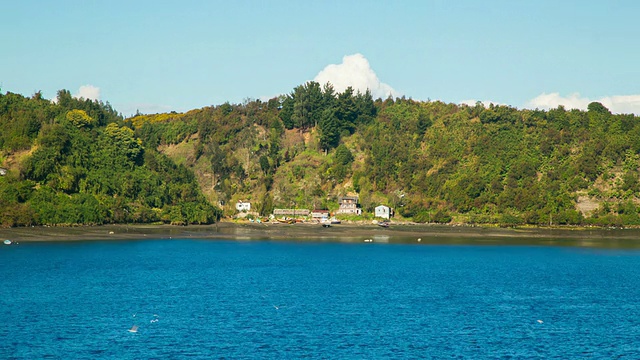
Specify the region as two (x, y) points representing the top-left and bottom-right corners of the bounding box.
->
(73, 84), (101, 101)
(51, 84), (101, 104)
(313, 53), (398, 99)
(527, 92), (640, 115)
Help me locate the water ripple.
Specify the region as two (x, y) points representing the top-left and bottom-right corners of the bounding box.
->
(1, 241), (640, 358)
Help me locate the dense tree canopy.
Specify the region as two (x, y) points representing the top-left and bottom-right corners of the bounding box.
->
(0, 91), (220, 227)
(2, 85), (640, 228)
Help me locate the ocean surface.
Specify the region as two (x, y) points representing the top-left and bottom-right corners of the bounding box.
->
(2, 238), (640, 359)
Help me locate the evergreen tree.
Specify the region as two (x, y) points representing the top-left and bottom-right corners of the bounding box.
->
(279, 94), (295, 129)
(336, 87), (358, 134)
(319, 108), (340, 150)
(292, 81), (323, 129)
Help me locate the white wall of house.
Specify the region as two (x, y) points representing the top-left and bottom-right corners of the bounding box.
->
(236, 201), (251, 212)
(375, 205), (391, 219)
(336, 196), (361, 215)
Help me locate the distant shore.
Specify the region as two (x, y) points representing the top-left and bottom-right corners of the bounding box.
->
(2, 221), (640, 248)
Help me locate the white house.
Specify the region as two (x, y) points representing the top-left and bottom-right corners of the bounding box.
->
(336, 196), (362, 215)
(235, 200), (251, 212)
(375, 205), (391, 219)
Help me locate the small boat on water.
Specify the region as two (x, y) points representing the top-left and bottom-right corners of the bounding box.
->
(128, 325), (138, 333)
(276, 218), (295, 224)
(330, 218), (341, 224)
(3, 240), (11, 245)
(378, 221), (390, 228)
(322, 223), (331, 228)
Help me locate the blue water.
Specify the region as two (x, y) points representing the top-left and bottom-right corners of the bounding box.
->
(2, 239), (640, 359)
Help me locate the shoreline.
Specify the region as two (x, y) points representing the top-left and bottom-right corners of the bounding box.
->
(2, 221), (640, 248)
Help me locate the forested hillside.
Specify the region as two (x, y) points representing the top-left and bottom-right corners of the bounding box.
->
(0, 90), (220, 227)
(128, 82), (640, 227)
(2, 82), (640, 228)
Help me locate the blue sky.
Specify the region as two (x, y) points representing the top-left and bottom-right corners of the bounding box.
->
(2, 0), (639, 115)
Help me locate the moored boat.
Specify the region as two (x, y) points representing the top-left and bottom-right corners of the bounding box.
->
(276, 218), (296, 224)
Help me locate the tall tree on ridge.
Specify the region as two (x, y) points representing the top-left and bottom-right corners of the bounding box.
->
(292, 81), (323, 129)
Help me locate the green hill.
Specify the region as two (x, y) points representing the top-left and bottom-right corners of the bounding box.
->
(2, 83), (640, 228)
(0, 90), (220, 227)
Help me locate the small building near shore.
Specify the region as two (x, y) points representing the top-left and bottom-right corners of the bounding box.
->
(336, 196), (361, 215)
(235, 200), (251, 212)
(374, 205), (392, 219)
(311, 210), (330, 222)
(273, 208), (310, 217)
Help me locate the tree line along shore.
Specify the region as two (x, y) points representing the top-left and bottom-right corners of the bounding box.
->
(2, 83), (640, 228)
